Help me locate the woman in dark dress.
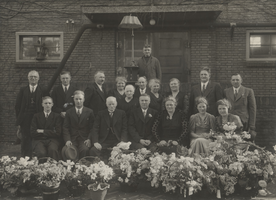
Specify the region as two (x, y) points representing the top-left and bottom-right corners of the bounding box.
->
(107, 76), (126, 101)
(165, 78), (185, 111)
(117, 84), (139, 117)
(148, 78), (163, 112)
(152, 96), (189, 147)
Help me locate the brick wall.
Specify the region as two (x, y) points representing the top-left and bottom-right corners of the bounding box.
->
(0, 0), (275, 149)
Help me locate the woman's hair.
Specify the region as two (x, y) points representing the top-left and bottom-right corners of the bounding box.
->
(217, 98), (232, 110)
(195, 96), (208, 107)
(115, 76), (127, 83)
(148, 78), (161, 89)
(163, 96), (177, 107)
(169, 78), (180, 85)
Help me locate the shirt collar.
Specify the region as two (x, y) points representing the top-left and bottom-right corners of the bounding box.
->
(29, 84), (38, 90)
(62, 84), (70, 90)
(44, 111), (51, 117)
(96, 83), (103, 90)
(201, 81), (209, 87)
(141, 108), (148, 113)
(75, 107), (83, 113)
(233, 86), (241, 92)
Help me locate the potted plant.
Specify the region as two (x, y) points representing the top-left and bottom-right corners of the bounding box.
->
(82, 161), (114, 200)
(34, 158), (67, 200)
(109, 143), (151, 193)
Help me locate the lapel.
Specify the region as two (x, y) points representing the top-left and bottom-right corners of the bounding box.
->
(72, 108), (80, 123)
(38, 112), (47, 127)
(236, 86), (244, 101)
(58, 85), (66, 101)
(35, 85), (42, 105)
(112, 109), (118, 126)
(44, 112), (53, 128)
(227, 87), (235, 102)
(194, 84), (202, 96)
(203, 82), (213, 97)
(138, 108), (145, 123)
(93, 83), (105, 102)
(144, 108), (152, 123)
(79, 107), (88, 124)
(65, 85), (74, 102)
(103, 110), (111, 126)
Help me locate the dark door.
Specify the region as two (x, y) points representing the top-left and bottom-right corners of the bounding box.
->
(152, 32), (190, 83)
(116, 31), (190, 83)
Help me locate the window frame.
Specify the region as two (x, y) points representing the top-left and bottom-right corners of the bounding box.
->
(16, 32), (64, 63)
(246, 30), (276, 61)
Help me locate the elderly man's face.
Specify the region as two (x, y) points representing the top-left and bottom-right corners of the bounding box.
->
(95, 73), (105, 85)
(106, 100), (117, 112)
(231, 75), (242, 88)
(138, 78), (147, 89)
(42, 98), (53, 113)
(74, 94), (84, 109)
(60, 74), (71, 86)
(143, 47), (151, 57)
(139, 96), (150, 110)
(200, 70), (210, 83)
(28, 72), (39, 86)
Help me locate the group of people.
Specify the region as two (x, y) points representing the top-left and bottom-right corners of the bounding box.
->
(14, 44), (256, 161)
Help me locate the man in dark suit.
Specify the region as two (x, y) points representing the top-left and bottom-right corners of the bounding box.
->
(90, 97), (128, 157)
(63, 90), (95, 159)
(224, 74), (257, 135)
(15, 70), (48, 158)
(134, 76), (150, 99)
(31, 96), (61, 160)
(84, 71), (107, 116)
(136, 44), (162, 81)
(51, 71), (77, 119)
(189, 67), (223, 116)
(128, 93), (158, 150)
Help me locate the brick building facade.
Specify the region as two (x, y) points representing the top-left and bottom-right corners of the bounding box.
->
(0, 0), (275, 150)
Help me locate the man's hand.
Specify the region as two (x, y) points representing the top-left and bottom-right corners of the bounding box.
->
(66, 141), (72, 146)
(94, 142), (102, 150)
(37, 129), (44, 133)
(61, 112), (66, 118)
(140, 139), (151, 146)
(84, 139), (91, 148)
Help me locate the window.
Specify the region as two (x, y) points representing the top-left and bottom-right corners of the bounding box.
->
(16, 32), (63, 62)
(246, 30), (276, 61)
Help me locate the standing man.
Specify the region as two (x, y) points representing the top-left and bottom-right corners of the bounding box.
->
(128, 94), (158, 150)
(15, 70), (48, 158)
(136, 44), (162, 81)
(224, 74), (257, 136)
(31, 96), (61, 160)
(90, 97), (128, 157)
(189, 67), (223, 116)
(51, 71), (77, 119)
(63, 90), (95, 159)
(84, 71), (107, 116)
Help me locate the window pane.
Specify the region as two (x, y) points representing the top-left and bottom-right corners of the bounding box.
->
(271, 35), (276, 44)
(250, 34), (270, 46)
(250, 46), (270, 57)
(271, 46), (276, 56)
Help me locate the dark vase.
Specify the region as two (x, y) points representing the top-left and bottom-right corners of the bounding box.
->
(40, 184), (60, 200)
(120, 182), (139, 193)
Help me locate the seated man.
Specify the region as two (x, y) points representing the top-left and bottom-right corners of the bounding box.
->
(90, 96), (128, 157)
(128, 93), (158, 150)
(31, 96), (61, 160)
(63, 90), (95, 159)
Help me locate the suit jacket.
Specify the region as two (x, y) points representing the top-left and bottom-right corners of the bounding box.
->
(51, 84), (78, 114)
(137, 55), (162, 81)
(84, 83), (107, 116)
(91, 109), (127, 144)
(15, 84), (48, 126)
(189, 81), (223, 117)
(107, 88), (125, 101)
(224, 86), (256, 130)
(63, 107), (95, 143)
(31, 112), (61, 146)
(134, 87), (150, 99)
(128, 107), (158, 143)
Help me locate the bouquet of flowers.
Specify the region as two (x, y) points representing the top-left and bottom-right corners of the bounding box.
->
(109, 142), (151, 186)
(0, 156), (39, 195)
(82, 161), (114, 191)
(34, 159), (67, 188)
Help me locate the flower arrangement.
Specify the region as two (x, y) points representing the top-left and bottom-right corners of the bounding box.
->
(109, 142), (151, 186)
(0, 156), (39, 195)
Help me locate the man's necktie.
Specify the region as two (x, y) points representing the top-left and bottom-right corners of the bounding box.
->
(143, 110), (146, 117)
(31, 86), (34, 93)
(77, 109), (81, 118)
(109, 112), (113, 118)
(202, 84), (206, 93)
(234, 89), (238, 100)
(141, 89), (144, 94)
(64, 86), (68, 93)
(45, 113), (49, 119)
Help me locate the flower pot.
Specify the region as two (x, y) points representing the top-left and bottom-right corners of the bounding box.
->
(67, 185), (86, 197)
(87, 183), (109, 200)
(120, 182), (139, 193)
(40, 184), (60, 200)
